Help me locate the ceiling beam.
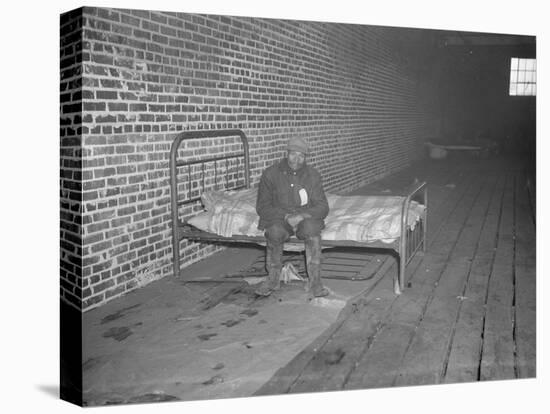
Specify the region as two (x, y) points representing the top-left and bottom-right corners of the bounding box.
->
(443, 34), (535, 46)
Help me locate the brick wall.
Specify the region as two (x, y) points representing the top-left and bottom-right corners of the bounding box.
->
(60, 9), (84, 310)
(60, 7), (436, 311)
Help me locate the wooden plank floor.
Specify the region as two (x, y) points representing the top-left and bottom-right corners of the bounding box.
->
(256, 154), (536, 395)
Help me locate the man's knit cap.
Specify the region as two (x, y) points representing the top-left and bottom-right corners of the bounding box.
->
(286, 137), (309, 154)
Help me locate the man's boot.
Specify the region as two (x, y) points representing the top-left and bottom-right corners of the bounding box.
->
(255, 239), (282, 296)
(305, 236), (329, 297)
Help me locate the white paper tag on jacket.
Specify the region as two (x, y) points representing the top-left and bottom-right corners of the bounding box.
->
(298, 188), (308, 206)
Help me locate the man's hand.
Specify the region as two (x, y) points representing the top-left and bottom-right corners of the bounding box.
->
(285, 213), (305, 228)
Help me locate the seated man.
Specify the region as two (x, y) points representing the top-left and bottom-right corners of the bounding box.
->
(255, 136), (330, 297)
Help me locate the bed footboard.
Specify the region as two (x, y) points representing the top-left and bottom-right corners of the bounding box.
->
(395, 180), (427, 294)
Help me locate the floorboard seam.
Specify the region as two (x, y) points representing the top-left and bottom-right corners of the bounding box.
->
(512, 173), (519, 378)
(440, 173), (500, 381)
(477, 172), (510, 380)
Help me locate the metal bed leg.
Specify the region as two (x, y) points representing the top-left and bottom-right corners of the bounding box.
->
(394, 272), (402, 295)
(398, 254), (406, 295)
(422, 220), (427, 253)
(169, 157), (180, 278)
(397, 217), (407, 294)
(423, 187), (428, 253)
(394, 252), (403, 295)
(171, 226), (180, 278)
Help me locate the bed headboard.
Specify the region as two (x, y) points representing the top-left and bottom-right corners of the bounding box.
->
(169, 129), (250, 218)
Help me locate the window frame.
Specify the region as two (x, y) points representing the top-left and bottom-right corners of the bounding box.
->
(509, 57), (536, 96)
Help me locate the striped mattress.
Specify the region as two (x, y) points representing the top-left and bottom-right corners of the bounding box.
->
(187, 188), (425, 244)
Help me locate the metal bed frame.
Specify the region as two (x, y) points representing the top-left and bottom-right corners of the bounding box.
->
(169, 129), (427, 294)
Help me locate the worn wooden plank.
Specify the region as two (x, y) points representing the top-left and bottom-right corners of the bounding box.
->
(480, 173), (516, 380)
(307, 171), (481, 391)
(323, 256), (375, 265)
(441, 255), (492, 382)
(513, 170), (536, 378)
(289, 272), (398, 393)
(355, 255), (386, 279)
(178, 281), (221, 293)
(341, 167), (480, 390)
(392, 171), (496, 386)
(443, 174), (506, 383)
(343, 253), (448, 389)
(198, 282), (247, 310)
(322, 264), (365, 272)
(254, 255), (395, 396)
(524, 165), (536, 223)
(323, 252), (375, 260)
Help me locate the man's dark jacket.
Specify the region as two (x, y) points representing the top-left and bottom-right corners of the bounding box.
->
(256, 158), (329, 230)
